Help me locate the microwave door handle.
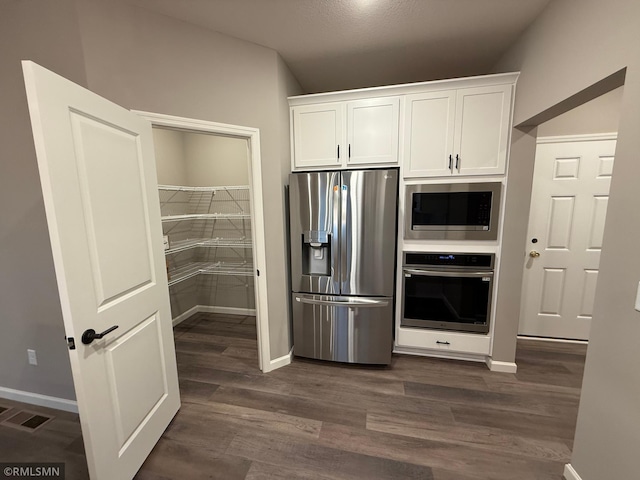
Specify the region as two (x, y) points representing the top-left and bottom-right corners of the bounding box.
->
(404, 269), (494, 278)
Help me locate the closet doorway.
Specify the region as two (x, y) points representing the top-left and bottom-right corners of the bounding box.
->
(135, 111), (271, 372)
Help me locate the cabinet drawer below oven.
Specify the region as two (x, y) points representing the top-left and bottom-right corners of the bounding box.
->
(396, 326), (491, 355)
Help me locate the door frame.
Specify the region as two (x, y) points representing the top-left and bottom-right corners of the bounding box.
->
(133, 111), (271, 372)
(518, 132), (618, 341)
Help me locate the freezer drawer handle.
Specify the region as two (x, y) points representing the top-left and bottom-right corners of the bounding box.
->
(295, 297), (388, 308)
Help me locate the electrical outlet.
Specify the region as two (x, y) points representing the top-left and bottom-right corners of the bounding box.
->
(27, 349), (37, 366)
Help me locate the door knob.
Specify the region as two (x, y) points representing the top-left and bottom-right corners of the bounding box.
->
(81, 325), (119, 345)
(529, 250), (541, 258)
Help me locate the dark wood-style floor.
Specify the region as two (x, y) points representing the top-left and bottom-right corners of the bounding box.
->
(1, 313), (587, 479)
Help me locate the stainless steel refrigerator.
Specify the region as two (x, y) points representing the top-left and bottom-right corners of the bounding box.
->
(289, 168), (398, 364)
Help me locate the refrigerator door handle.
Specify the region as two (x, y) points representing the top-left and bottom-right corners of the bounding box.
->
(332, 174), (341, 289)
(340, 178), (348, 286)
(294, 296), (389, 308)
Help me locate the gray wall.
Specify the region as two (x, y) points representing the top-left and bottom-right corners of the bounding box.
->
(275, 54), (304, 351)
(184, 133), (249, 187)
(493, 0), (640, 478)
(491, 125), (537, 362)
(153, 128), (249, 187)
(0, 0), (87, 401)
(538, 86), (623, 137)
(153, 129), (250, 187)
(153, 128), (188, 185)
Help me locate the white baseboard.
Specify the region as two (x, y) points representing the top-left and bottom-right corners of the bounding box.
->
(198, 305), (256, 316)
(0, 386), (78, 413)
(485, 358), (518, 373)
(563, 464), (582, 480)
(263, 348), (293, 373)
(172, 305), (201, 326)
(172, 305), (256, 326)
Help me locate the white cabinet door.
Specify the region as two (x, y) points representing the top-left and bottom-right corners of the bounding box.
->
(22, 61), (179, 480)
(347, 97), (400, 166)
(402, 84), (512, 178)
(403, 91), (456, 177)
(292, 102), (345, 169)
(454, 84), (512, 176)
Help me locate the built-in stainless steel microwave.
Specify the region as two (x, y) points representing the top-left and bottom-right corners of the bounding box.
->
(404, 182), (502, 240)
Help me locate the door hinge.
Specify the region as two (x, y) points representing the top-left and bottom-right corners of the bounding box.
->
(65, 336), (76, 350)
(256, 269), (260, 277)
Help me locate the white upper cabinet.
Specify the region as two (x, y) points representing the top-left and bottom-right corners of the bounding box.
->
(347, 97), (400, 166)
(291, 97), (400, 170)
(289, 73), (517, 175)
(454, 84), (512, 176)
(403, 84), (513, 178)
(403, 90), (457, 177)
(291, 102), (344, 169)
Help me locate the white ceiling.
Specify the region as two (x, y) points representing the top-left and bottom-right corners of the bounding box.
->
(127, 0), (551, 93)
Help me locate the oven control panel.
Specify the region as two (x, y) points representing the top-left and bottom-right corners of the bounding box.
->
(404, 252), (494, 269)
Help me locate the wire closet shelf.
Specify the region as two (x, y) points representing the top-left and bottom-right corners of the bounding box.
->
(159, 184), (254, 286)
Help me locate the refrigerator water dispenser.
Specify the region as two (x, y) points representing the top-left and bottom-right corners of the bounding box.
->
(302, 230), (331, 276)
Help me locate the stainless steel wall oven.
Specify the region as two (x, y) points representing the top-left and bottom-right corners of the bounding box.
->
(404, 182), (501, 240)
(401, 252), (494, 334)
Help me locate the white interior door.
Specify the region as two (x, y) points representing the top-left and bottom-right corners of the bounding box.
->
(519, 135), (616, 340)
(22, 61), (179, 479)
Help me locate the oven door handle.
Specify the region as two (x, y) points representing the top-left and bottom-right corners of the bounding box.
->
(294, 296), (389, 308)
(403, 268), (494, 278)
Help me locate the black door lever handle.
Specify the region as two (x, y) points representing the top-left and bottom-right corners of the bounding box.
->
(81, 325), (119, 345)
